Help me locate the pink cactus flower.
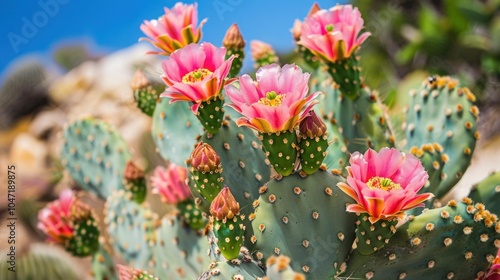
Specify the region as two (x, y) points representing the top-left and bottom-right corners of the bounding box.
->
(37, 189), (76, 243)
(250, 40), (278, 62)
(337, 148), (433, 224)
(151, 163), (192, 204)
(225, 64), (320, 133)
(160, 43), (235, 113)
(140, 2), (207, 55)
(299, 4), (371, 63)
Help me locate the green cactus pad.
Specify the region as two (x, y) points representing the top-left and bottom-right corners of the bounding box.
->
(190, 169), (223, 204)
(354, 213), (399, 255)
(196, 96), (225, 134)
(133, 81), (163, 117)
(297, 45), (320, 69)
(214, 215), (245, 261)
(469, 172), (500, 216)
(198, 260), (265, 279)
(0, 244), (80, 280)
(299, 133), (329, 175)
(251, 170), (357, 279)
(226, 48), (244, 77)
(409, 144), (446, 209)
(152, 99), (203, 166)
(265, 255), (306, 280)
(341, 199), (500, 279)
(91, 244), (119, 280)
(105, 190), (157, 269)
(177, 199), (207, 230)
(64, 216), (100, 257)
(150, 214), (211, 279)
(260, 130), (298, 177)
(61, 118), (131, 199)
(405, 76), (479, 200)
(320, 120), (348, 173)
(125, 177), (147, 204)
(312, 68), (394, 153)
(200, 118), (271, 249)
(326, 56), (361, 100)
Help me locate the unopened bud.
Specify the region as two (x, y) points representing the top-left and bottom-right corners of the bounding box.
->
(300, 111), (327, 138)
(223, 24), (245, 49)
(190, 142), (221, 172)
(210, 187), (240, 220)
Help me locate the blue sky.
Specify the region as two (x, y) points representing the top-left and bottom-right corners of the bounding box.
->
(1, 0), (344, 78)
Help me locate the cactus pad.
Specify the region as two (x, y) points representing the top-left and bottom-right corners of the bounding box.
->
(405, 76), (479, 200)
(105, 190), (157, 269)
(251, 170), (357, 279)
(150, 214), (211, 279)
(469, 172), (500, 216)
(152, 99), (203, 166)
(342, 199), (500, 279)
(61, 118), (131, 199)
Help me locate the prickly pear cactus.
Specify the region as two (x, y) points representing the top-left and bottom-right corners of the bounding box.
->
(91, 244), (119, 280)
(0, 59), (49, 129)
(200, 118), (271, 247)
(405, 76), (479, 200)
(342, 199), (500, 279)
(469, 172), (500, 216)
(152, 99), (203, 166)
(0, 245), (80, 280)
(198, 260), (265, 280)
(105, 190), (157, 269)
(61, 118), (131, 199)
(312, 68), (395, 153)
(252, 170), (357, 279)
(149, 214), (211, 279)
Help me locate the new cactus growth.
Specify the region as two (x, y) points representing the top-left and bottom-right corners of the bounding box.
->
(124, 161), (147, 204)
(251, 40), (279, 68)
(46, 2), (499, 279)
(131, 70), (163, 116)
(210, 187), (245, 260)
(298, 110), (329, 174)
(223, 24), (245, 77)
(189, 142), (224, 203)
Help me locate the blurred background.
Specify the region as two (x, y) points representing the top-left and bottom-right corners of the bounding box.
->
(0, 0), (499, 278)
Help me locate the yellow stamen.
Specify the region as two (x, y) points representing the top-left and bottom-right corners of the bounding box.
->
(258, 91), (285, 107)
(182, 68), (213, 84)
(367, 177), (402, 191)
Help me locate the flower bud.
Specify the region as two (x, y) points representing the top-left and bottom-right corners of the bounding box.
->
(124, 161), (144, 181)
(210, 187), (240, 220)
(190, 142), (221, 172)
(130, 70), (149, 91)
(223, 24), (245, 49)
(292, 20), (302, 41)
(299, 110), (327, 138)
